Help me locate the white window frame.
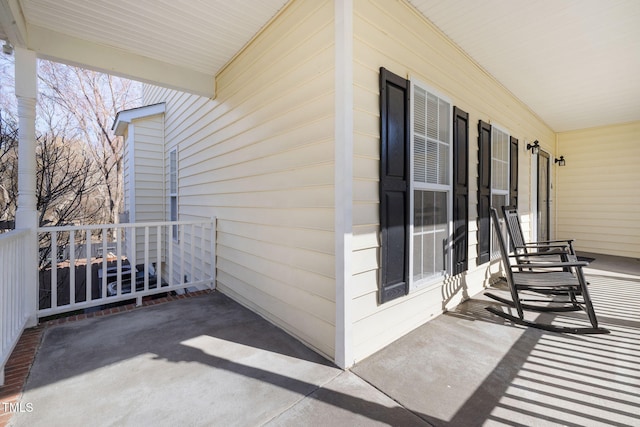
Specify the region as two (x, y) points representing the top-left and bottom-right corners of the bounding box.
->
(409, 79), (453, 290)
(169, 148), (178, 242)
(490, 124), (510, 257)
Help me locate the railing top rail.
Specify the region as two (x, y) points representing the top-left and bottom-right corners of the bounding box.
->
(0, 228), (30, 242)
(38, 219), (216, 233)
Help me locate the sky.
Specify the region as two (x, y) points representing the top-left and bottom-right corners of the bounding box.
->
(0, 52), (142, 137)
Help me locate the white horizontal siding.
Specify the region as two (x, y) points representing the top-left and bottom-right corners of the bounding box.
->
(557, 121), (640, 258)
(131, 114), (164, 262)
(123, 131), (131, 216)
(132, 119), (164, 216)
(351, 0), (556, 362)
(144, 0), (337, 359)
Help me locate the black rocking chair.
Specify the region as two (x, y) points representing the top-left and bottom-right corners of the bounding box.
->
(485, 208), (609, 334)
(501, 206), (576, 266)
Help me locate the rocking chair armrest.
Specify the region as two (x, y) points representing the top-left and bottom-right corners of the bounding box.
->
(509, 251), (567, 258)
(517, 245), (571, 251)
(535, 239), (574, 244)
(509, 252), (563, 263)
(511, 260), (589, 269)
(520, 242), (572, 249)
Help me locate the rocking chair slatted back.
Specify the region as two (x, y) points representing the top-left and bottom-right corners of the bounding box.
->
(501, 206), (577, 260)
(502, 207), (527, 252)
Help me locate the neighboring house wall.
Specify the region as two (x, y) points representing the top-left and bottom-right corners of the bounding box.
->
(123, 130), (131, 218)
(350, 0), (556, 361)
(143, 0), (337, 359)
(556, 121), (640, 258)
(131, 116), (165, 224)
(120, 113), (165, 263)
(131, 115), (165, 263)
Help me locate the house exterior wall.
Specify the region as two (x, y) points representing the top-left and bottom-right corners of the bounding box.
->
(350, 0), (556, 361)
(131, 116), (165, 223)
(136, 0), (574, 365)
(556, 121), (640, 258)
(143, 0), (337, 359)
(121, 114), (165, 263)
(123, 130), (132, 219)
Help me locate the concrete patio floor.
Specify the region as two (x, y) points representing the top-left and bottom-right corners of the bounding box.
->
(8, 253), (640, 426)
(354, 252), (640, 426)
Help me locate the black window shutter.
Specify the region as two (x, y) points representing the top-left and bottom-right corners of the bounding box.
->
(509, 136), (518, 208)
(477, 120), (492, 265)
(379, 67), (410, 304)
(452, 106), (469, 275)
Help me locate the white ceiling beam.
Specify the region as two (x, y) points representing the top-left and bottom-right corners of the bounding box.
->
(0, 0), (28, 46)
(28, 24), (215, 98)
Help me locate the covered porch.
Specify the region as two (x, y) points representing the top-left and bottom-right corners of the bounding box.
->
(1, 0), (639, 419)
(3, 253), (639, 426)
(1, 0), (638, 364)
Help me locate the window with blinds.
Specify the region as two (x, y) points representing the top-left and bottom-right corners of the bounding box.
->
(411, 82), (452, 286)
(413, 86), (450, 186)
(491, 127), (509, 192)
(490, 126), (510, 258)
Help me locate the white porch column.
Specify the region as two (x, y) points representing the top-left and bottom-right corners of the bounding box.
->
(334, 0), (353, 369)
(14, 47), (39, 327)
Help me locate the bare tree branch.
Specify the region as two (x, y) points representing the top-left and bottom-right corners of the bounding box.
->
(1, 56), (142, 264)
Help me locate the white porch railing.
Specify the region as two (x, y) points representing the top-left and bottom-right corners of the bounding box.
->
(37, 219), (216, 318)
(1, 229), (30, 385)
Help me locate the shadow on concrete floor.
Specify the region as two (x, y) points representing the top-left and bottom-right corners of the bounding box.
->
(12, 292), (430, 426)
(10, 254), (640, 426)
(353, 257), (640, 427)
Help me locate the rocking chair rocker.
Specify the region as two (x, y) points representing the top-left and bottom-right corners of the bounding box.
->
(485, 208), (609, 334)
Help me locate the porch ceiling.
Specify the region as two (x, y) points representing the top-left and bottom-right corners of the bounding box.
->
(409, 0), (640, 132)
(1, 0), (638, 132)
(0, 0), (290, 98)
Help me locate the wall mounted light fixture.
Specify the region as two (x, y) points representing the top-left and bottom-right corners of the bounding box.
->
(2, 42), (14, 56)
(526, 140), (540, 154)
(555, 155), (566, 166)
